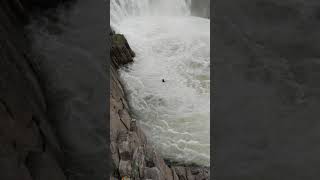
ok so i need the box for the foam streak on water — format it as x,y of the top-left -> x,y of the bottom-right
111,0 -> 210,166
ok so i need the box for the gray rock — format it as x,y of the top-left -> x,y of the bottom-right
132,146 -> 145,178
172,168 -> 179,180
173,166 -> 187,180
118,140 -> 131,161
144,167 -> 162,180
119,160 -> 132,177
110,142 -> 120,169
186,168 -> 196,180
130,119 -> 137,132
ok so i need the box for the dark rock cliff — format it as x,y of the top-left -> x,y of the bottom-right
0,1 -> 66,179
1,1 -> 109,180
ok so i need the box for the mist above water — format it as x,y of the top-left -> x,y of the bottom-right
111,0 -> 210,166
111,0 -> 192,31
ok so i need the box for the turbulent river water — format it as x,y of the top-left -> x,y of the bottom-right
111,0 -> 210,166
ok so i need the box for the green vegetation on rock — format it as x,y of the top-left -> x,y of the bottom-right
112,34 -> 127,46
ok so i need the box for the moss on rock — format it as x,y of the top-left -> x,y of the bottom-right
112,34 -> 127,47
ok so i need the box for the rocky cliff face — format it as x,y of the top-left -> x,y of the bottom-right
0,1 -> 67,179
1,1 -> 110,180
110,33 -> 210,180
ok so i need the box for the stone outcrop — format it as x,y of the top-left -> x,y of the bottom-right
110,32 -> 210,180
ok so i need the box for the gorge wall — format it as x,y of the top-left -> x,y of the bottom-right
0,1 -> 67,179
0,1 -> 109,180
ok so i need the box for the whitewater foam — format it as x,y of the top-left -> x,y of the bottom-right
111,0 -> 210,166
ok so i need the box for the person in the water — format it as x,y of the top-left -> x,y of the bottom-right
162,79 -> 165,82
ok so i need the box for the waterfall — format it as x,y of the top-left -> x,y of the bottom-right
111,0 -> 192,31
110,0 -> 210,166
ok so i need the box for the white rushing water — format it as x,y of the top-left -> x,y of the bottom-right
111,0 -> 210,166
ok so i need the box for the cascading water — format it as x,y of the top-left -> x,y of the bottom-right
111,0 -> 192,31
111,0 -> 210,166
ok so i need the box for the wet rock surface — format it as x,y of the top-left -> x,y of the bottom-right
110,32 -> 209,180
